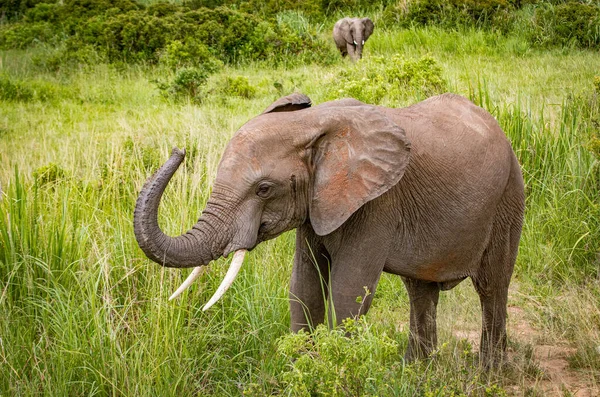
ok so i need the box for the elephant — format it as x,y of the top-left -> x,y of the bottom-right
333,17 -> 374,61
134,92 -> 525,366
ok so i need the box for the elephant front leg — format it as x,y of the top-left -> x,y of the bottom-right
346,42 -> 357,60
325,231 -> 390,327
401,277 -> 440,362
289,225 -> 331,332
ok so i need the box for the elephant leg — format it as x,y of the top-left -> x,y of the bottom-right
346,43 -> 356,60
325,227 -> 390,327
401,277 -> 440,362
472,184 -> 523,367
473,277 -> 509,368
289,224 -> 331,332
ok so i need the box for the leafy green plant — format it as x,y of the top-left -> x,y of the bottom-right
153,67 -> 211,103
0,74 -> 34,102
276,318 -> 401,396
528,2 -> 600,48
0,74 -> 70,102
33,163 -> 67,186
1,1 -> 333,67
219,76 -> 257,98
382,0 -> 513,29
160,39 -> 223,71
326,55 -> 447,104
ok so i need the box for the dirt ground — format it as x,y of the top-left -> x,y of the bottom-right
455,305 -> 598,396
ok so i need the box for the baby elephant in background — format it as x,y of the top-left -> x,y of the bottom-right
134,93 -> 524,367
333,17 -> 374,60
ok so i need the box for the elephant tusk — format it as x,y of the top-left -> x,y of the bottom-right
202,249 -> 247,311
362,40 -> 365,45
169,266 -> 205,301
353,40 -> 357,45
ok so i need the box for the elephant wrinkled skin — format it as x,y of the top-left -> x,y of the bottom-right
333,17 -> 374,61
133,93 -> 524,367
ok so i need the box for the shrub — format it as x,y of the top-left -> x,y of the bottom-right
326,55 -> 448,104
382,0 -> 513,30
1,1 -> 334,67
219,76 -> 256,98
321,0 -> 386,15
386,55 -> 446,94
0,74 -> 73,102
154,67 -> 211,103
1,0 -> 54,21
0,74 -> 34,102
31,43 -> 107,72
0,22 -> 57,49
33,163 -> 67,186
276,319 -> 401,396
528,2 -> 600,48
160,39 -> 223,71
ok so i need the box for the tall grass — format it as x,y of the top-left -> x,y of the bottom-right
1,27 -> 599,395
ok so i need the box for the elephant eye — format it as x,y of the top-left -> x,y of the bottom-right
256,182 -> 273,198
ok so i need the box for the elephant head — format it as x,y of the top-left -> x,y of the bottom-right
133,93 -> 410,309
333,17 -> 375,61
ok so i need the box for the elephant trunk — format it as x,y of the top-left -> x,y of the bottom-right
354,35 -> 365,59
134,148 -> 219,268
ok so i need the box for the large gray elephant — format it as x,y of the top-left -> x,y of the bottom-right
333,17 -> 374,60
134,93 -> 524,366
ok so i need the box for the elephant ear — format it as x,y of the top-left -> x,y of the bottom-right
363,18 -> 374,39
262,93 -> 311,114
308,106 -> 411,236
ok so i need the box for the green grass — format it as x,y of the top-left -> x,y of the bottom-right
1,26 -> 599,395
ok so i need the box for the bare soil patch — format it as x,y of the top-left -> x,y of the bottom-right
454,305 -> 598,396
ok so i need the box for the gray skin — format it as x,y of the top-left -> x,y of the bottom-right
333,17 -> 374,61
134,93 -> 524,367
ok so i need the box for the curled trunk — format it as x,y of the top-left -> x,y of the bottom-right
133,148 -> 215,268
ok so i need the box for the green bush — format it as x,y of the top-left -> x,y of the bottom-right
276,319 -> 401,396
275,318 -> 507,396
160,39 -> 223,71
31,43 -> 107,72
321,0 -> 387,14
528,2 -> 600,48
0,74 -> 34,102
382,0 -> 513,29
154,67 -> 211,103
0,74 -> 73,102
33,163 -> 67,186
1,0 -> 54,21
219,76 -> 256,98
326,55 -> 448,104
0,22 -> 57,49
0,1 -> 334,67
184,0 -> 322,18
0,74 -> 67,102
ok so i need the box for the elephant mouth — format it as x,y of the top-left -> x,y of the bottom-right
256,221 -> 295,243
224,239 -> 257,258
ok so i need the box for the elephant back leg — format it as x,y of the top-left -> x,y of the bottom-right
402,277 -> 440,362
472,162 -> 524,367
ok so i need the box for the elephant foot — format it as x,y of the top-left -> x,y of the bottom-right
404,340 -> 436,363
479,348 -> 508,371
